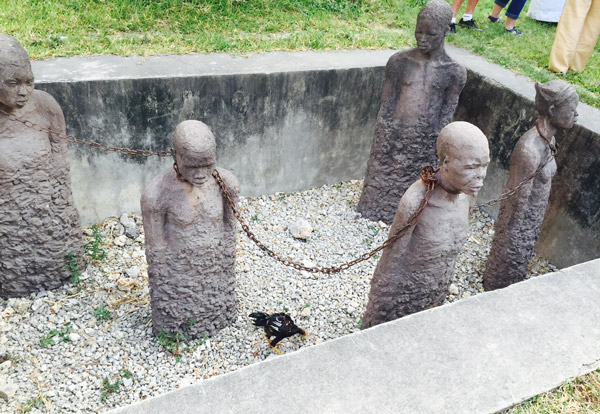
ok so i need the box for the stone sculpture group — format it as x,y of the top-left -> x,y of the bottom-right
0,0 -> 579,336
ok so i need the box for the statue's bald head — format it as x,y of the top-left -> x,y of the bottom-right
437,121 -> 488,162
0,34 -> 32,78
172,121 -> 217,187
173,120 -> 216,162
436,122 -> 490,196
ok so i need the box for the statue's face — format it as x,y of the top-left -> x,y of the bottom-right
551,95 -> 579,129
442,144 -> 490,196
176,150 -> 215,187
0,64 -> 34,111
415,16 -> 447,54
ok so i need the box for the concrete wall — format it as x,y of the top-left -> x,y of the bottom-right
33,51 -> 388,224
31,48 -> 599,267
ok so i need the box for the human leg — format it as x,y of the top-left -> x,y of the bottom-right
464,0 -> 480,15
504,0 -> 527,20
505,17 -> 517,30
490,1 -> 506,19
451,0 -> 466,19
570,0 -> 600,72
549,0 -> 591,73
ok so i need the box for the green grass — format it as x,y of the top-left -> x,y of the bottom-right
510,369 -> 600,413
1,0 -> 598,106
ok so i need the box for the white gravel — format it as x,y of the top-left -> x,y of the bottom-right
0,180 -> 557,413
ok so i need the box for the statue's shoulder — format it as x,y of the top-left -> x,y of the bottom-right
442,56 -> 467,80
31,89 -> 63,114
399,179 -> 428,213
387,48 -> 416,65
141,169 -> 177,210
513,127 -> 544,161
215,167 -> 240,197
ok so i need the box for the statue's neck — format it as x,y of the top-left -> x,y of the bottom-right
536,117 -> 557,142
416,47 -> 446,61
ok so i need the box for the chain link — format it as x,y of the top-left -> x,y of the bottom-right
0,109 -> 174,157
474,154 -> 555,209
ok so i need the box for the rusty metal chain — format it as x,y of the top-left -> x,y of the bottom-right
0,109 -> 173,157
213,166 -> 438,274
474,151 -> 555,209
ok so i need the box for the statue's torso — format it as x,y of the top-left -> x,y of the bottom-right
378,190 -> 470,285
164,180 -> 229,250
383,51 -> 460,132
0,126 -> 53,174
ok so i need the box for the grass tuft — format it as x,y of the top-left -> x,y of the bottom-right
510,368 -> 600,413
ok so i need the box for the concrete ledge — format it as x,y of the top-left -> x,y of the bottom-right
109,259 -> 600,414
33,49 -> 396,81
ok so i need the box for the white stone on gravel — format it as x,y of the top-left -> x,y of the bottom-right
125,266 -> 140,278
0,182 -> 557,413
289,218 -> 313,240
114,235 -> 127,247
0,361 -> 10,373
0,382 -> 18,402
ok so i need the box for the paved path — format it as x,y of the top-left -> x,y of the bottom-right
110,259 -> 600,414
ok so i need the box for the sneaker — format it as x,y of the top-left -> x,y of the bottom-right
487,15 -> 501,23
449,22 -> 456,33
458,18 -> 482,31
505,27 -> 523,35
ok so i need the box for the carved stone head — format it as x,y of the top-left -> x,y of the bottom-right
173,120 -> 217,187
415,0 -> 452,55
0,34 -> 34,112
535,80 -> 579,129
436,121 -> 490,196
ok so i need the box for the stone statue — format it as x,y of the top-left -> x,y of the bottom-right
358,0 -> 467,224
483,81 -> 579,291
0,34 -> 82,298
141,120 -> 239,338
362,122 -> 489,329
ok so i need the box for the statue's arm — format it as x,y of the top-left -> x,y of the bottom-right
378,57 -> 401,121
506,137 -> 541,193
141,186 -> 168,272
441,65 -> 467,124
216,167 -> 240,228
43,93 -> 70,171
386,182 -> 425,243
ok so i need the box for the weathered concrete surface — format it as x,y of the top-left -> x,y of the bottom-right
32,50 -> 389,225
108,259 -> 600,414
31,47 -> 599,266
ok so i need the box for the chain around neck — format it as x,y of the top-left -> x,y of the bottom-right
535,121 -> 557,155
